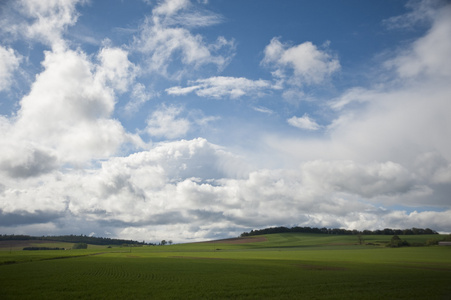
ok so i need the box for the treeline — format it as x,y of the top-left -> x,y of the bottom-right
240,226 -> 438,237
0,234 -> 149,246
23,247 -> 65,251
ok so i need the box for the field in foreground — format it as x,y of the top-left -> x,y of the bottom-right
0,233 -> 450,299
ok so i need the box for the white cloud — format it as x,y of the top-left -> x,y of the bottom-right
287,114 -> 321,131
0,46 -> 21,91
262,38 -> 340,86
166,76 -> 273,99
154,0 -> 223,29
0,44 -> 143,173
386,4 -> 451,79
0,136 -> 58,179
383,0 -> 444,29
134,0 -> 235,78
167,10 -> 224,28
3,0 -> 87,48
124,83 -> 154,115
329,87 -> 383,110
0,138 -> 252,238
96,46 -> 138,93
0,137 -> 450,242
252,106 -> 274,115
265,2 -> 451,210
300,160 -> 415,198
153,0 -> 191,17
146,105 -> 190,139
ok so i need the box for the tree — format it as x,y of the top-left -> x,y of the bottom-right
73,243 -> 88,249
357,233 -> 364,245
387,235 -> 409,248
168,240 -> 173,245
160,240 -> 167,246
389,235 -> 402,247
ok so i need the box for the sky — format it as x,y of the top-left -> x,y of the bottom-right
0,0 -> 450,243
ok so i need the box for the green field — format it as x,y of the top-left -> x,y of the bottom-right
1,234 -> 450,299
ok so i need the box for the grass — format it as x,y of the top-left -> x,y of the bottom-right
0,234 -> 450,299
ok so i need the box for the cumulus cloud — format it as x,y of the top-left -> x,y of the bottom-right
166,76 -> 273,99
262,38 -> 340,87
0,46 -> 21,91
13,48 -> 130,163
1,0 -> 86,48
0,140 -> 57,179
0,42 -> 143,178
0,137 -> 450,242
96,46 -> 139,93
134,0 -> 235,78
146,105 -> 190,139
287,114 -> 321,131
0,139 -> 252,240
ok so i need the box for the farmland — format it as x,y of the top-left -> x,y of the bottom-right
1,233 -> 450,299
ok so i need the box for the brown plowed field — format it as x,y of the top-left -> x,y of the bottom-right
0,240 -> 59,250
205,236 -> 267,244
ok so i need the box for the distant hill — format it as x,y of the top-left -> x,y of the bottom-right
241,226 -> 438,237
0,234 -> 151,246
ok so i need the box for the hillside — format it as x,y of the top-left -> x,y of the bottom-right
0,234 -> 148,246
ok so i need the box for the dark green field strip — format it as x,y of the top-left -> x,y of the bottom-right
0,250 -> 130,266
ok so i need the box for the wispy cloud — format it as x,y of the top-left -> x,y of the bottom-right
287,114 -> 321,130
385,3 -> 451,79
124,83 -> 155,115
252,106 -> 274,115
133,0 -> 235,78
0,46 -> 21,91
166,76 -> 273,99
383,0 -> 444,29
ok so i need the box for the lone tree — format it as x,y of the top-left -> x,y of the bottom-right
160,240 -> 167,246
73,243 -> 88,249
388,235 -> 409,247
357,233 -> 364,245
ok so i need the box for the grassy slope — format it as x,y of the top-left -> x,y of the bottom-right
0,234 -> 450,299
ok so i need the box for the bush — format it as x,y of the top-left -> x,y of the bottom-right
425,239 -> 439,246
387,235 -> 410,247
72,243 -> 88,249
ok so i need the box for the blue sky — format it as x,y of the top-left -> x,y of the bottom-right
0,0 -> 450,242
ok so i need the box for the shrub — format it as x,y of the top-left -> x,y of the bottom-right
425,239 -> 439,246
72,243 -> 88,249
387,235 -> 410,247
